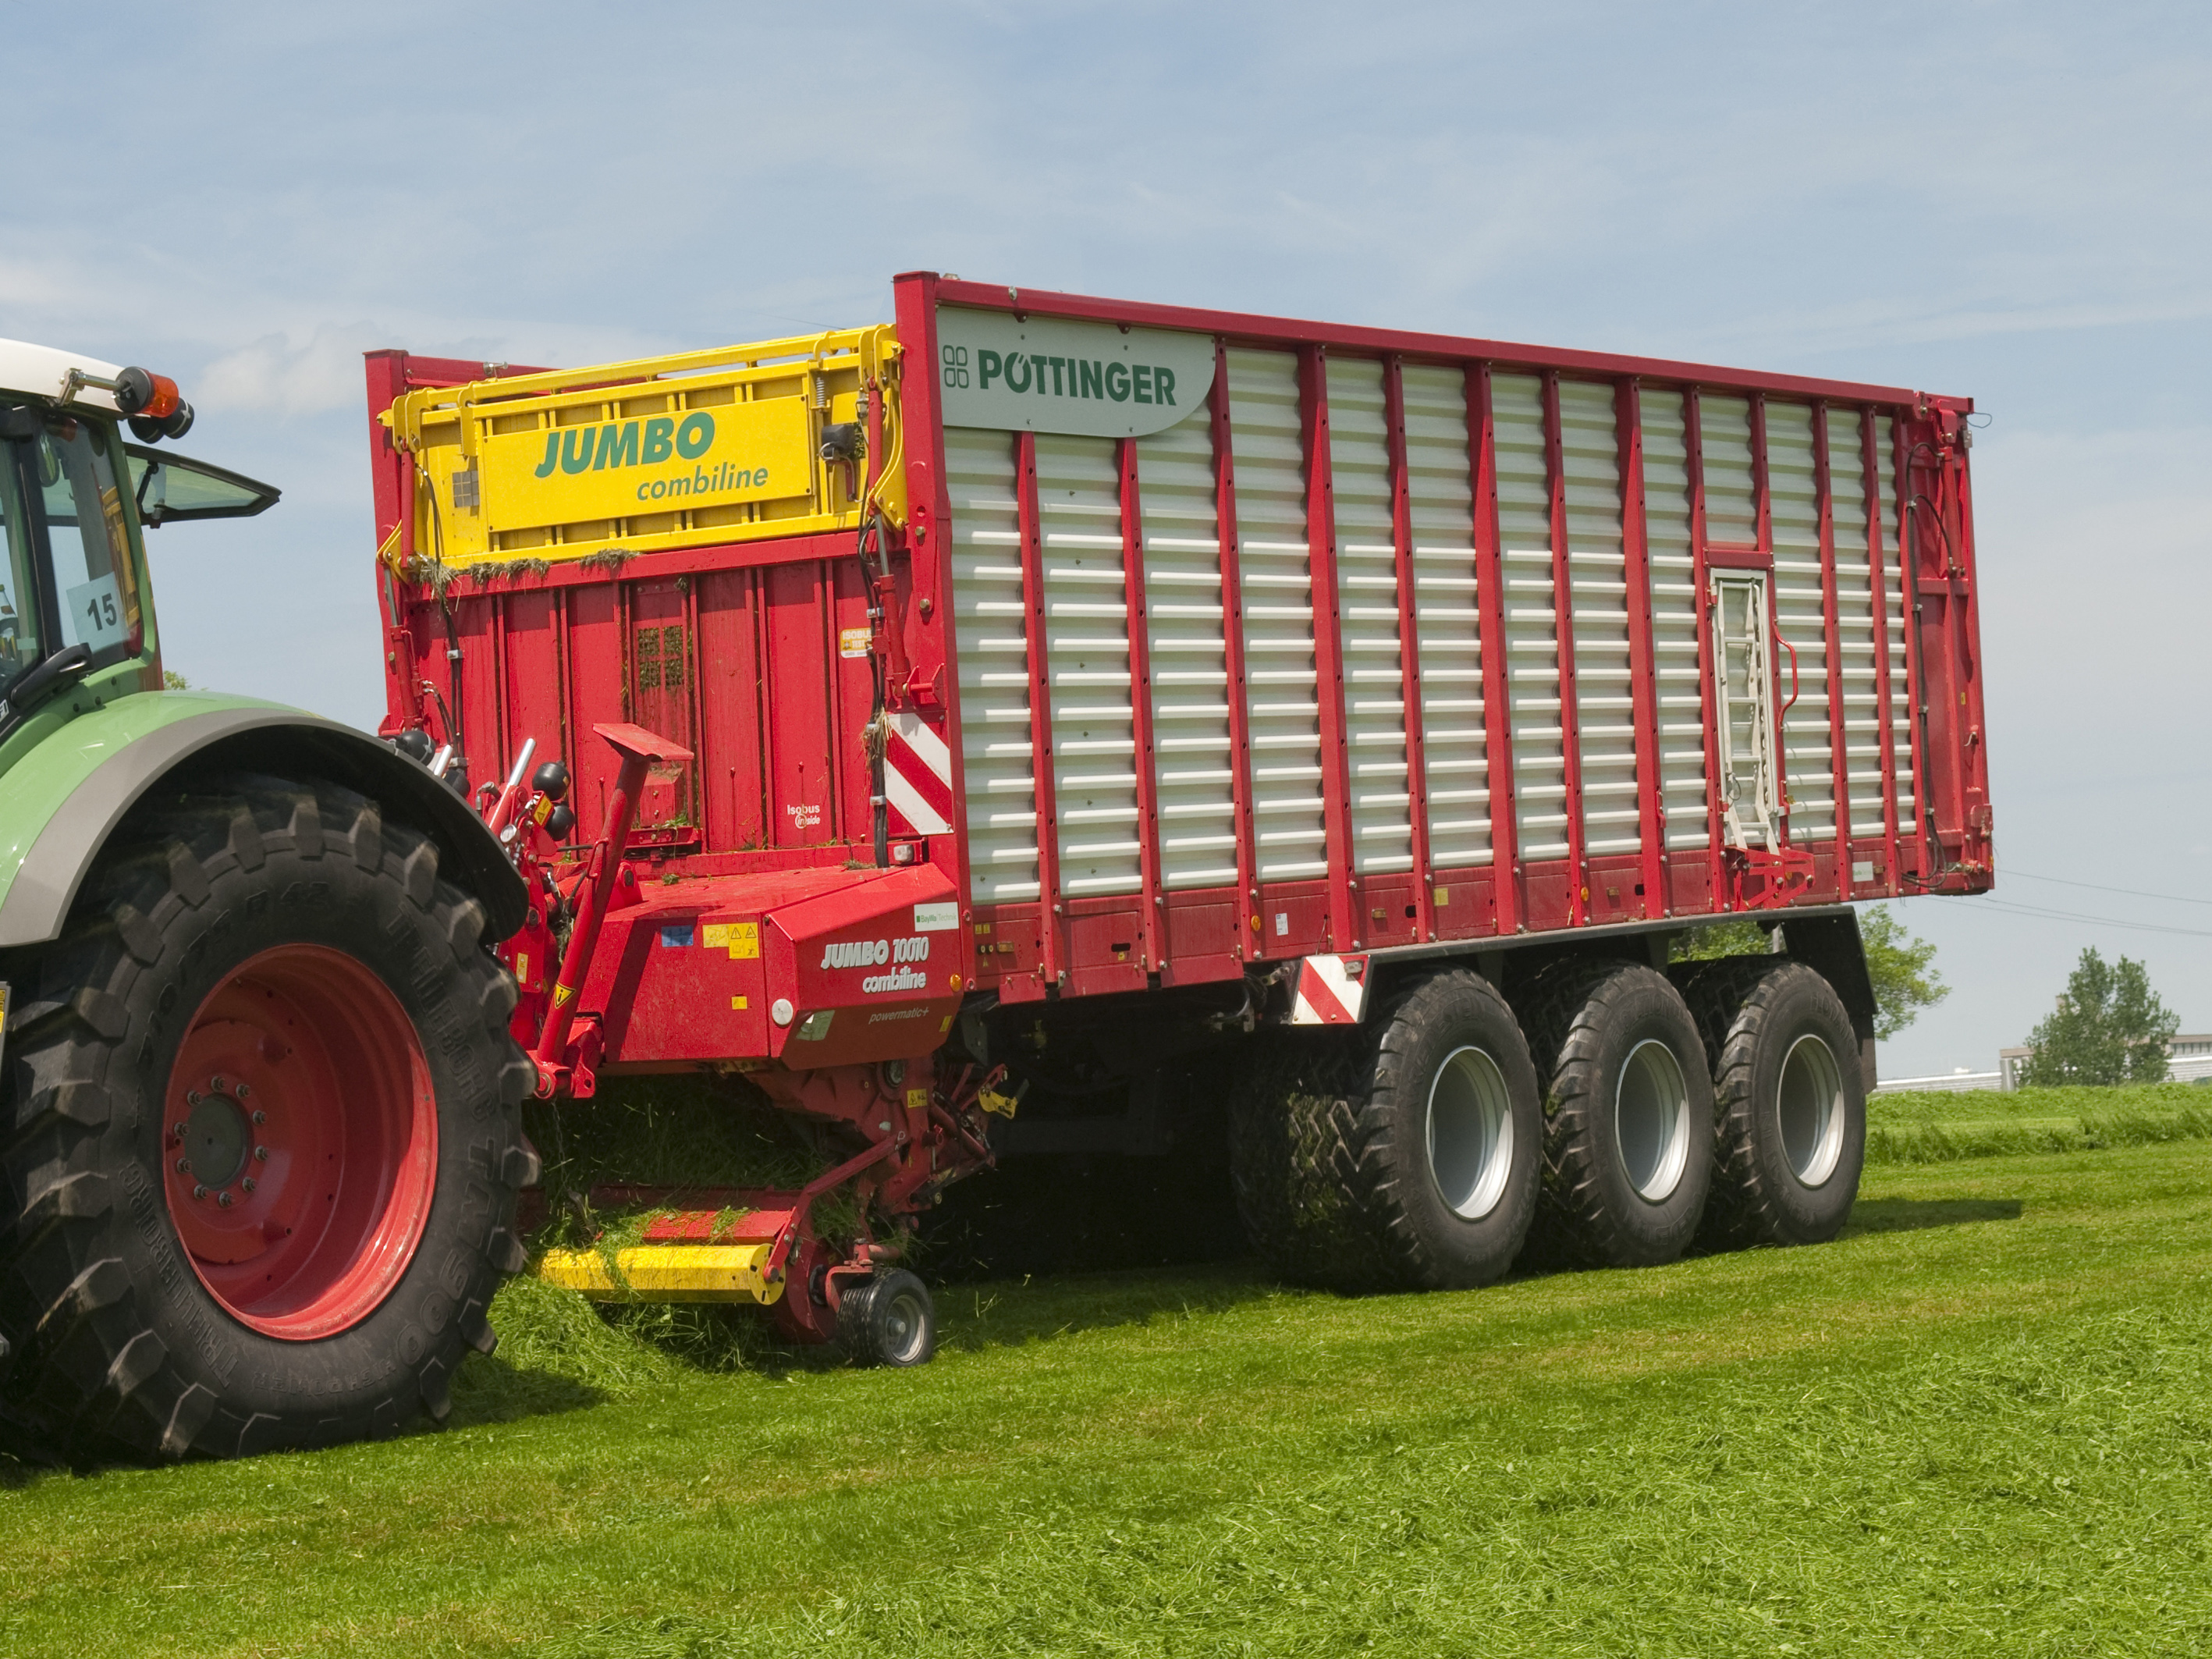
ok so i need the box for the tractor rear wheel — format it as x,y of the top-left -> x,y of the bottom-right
0,774 -> 536,1462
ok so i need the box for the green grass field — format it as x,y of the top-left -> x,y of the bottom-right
3,1089 -> 2209,1657
1868,1080 -> 2212,1163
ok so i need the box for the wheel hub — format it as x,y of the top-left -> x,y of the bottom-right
1777,1032 -> 1846,1187
1615,1038 -> 1692,1203
160,944 -> 438,1340
876,1281 -> 932,1365
1426,1044 -> 1515,1220
179,1083 -> 258,1192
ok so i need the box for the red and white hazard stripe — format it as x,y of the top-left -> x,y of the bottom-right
883,710 -> 954,836
1291,954 -> 1369,1025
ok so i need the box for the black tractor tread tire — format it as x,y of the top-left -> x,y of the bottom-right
1677,958 -> 1866,1249
0,773 -> 533,1463
1513,958 -> 1714,1270
1228,970 -> 1540,1293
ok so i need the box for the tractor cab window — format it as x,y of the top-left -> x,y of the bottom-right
0,406 -> 147,701
34,417 -> 142,659
0,431 -> 36,682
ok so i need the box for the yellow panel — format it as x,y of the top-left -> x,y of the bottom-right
385,325 -> 908,574
479,396 -> 815,531
534,1243 -> 785,1305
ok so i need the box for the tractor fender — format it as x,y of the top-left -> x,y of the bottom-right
0,698 -> 527,950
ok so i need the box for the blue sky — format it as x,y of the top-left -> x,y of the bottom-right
7,1 -> 2207,1077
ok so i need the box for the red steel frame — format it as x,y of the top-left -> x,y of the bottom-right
1209,342 -> 1262,961
1861,410 -> 1903,893
1892,418 -> 1935,878
1749,394 -> 1786,854
1468,364 -> 1521,936
1614,381 -> 1667,918
1014,429 -> 1064,989
1541,371 -> 1590,926
1682,390 -> 1727,903
1118,438 -> 1166,974
1298,346 -> 1358,951
1382,357 -> 1436,943
1813,406 -> 1852,898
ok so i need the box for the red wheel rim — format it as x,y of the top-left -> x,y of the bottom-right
162,945 -> 438,1340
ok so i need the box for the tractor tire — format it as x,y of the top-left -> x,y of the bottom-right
1227,970 -> 1541,1292
0,774 -> 537,1462
1675,958 -> 1866,1249
1515,961 -> 1713,1270
838,1269 -> 935,1367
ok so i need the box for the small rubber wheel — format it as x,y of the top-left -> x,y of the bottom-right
1678,959 -> 1866,1247
1517,961 -> 1713,1269
838,1269 -> 936,1368
1228,969 -> 1542,1291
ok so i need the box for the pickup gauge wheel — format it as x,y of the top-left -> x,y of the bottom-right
838,1269 -> 936,1367
0,776 -> 536,1462
1517,962 -> 1715,1270
1676,959 -> 1867,1248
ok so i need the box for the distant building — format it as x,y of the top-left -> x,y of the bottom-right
1871,1033 -> 2212,1095
1873,1068 -> 2004,1095
1996,1034 -> 2212,1091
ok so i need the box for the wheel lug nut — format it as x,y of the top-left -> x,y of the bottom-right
175,1157 -> 191,1174
236,1083 -> 251,1099
192,1184 -> 208,1200
251,1110 -> 266,1125
186,1092 -> 202,1108
210,1075 -> 226,1092
254,1146 -> 270,1162
242,1177 -> 257,1194
217,1191 -> 234,1208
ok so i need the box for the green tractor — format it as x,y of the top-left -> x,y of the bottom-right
0,340 -> 535,1461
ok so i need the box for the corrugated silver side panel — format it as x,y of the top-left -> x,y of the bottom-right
1326,357 -> 1412,875
1823,407 -> 1884,837
1136,413 -> 1237,890
1035,433 -> 1141,897
1873,414 -> 1916,822
1494,373 -> 1567,861
1558,377 -> 1639,858
1702,395 -> 1756,545
945,425 -> 1039,901
1642,392 -> 1710,852
1404,363 -> 1489,869
1766,402 -> 1835,846
1227,348 -> 1327,880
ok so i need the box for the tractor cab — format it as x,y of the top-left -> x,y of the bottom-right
0,339 -> 276,743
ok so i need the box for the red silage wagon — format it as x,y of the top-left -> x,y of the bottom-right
365,273 -> 1991,1359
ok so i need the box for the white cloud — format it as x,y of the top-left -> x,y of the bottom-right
195,323 -> 390,416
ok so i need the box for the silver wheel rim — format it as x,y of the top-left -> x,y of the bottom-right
1615,1038 -> 1692,1203
881,1284 -> 930,1364
1426,1045 -> 1514,1220
1777,1032 -> 1845,1187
